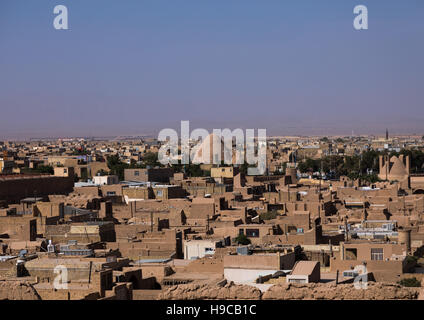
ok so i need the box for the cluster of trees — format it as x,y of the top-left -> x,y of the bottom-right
392,149 -> 424,174
297,149 -> 424,182
106,152 -> 213,180
106,154 -> 129,180
106,152 -> 162,180
172,161 -> 253,177
21,165 -> 54,175
104,148 -> 424,182
259,210 -> 278,221
170,163 -> 210,177
320,137 -> 346,143
96,169 -> 108,176
398,277 -> 421,287
71,148 -> 90,156
234,233 -> 251,245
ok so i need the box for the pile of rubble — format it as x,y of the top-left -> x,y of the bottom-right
0,281 -> 41,300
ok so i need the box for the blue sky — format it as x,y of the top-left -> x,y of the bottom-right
0,0 -> 423,139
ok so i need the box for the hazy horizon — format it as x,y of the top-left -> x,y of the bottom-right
1,0 -> 423,140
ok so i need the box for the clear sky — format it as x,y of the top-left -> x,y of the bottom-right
0,0 -> 423,139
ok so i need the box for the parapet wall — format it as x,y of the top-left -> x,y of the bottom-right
0,175 -> 73,203
159,281 -> 420,300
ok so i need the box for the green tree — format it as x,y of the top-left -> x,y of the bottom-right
129,159 -> 145,169
96,169 -> 108,176
170,163 -> 210,177
21,165 -> 54,175
388,149 -> 424,174
80,170 -> 89,182
238,162 -> 257,175
398,277 -> 421,287
260,210 -> 278,221
36,165 -> 54,174
360,174 -> 380,184
298,159 -> 319,173
171,163 -> 184,173
72,148 -> 90,156
106,154 -> 129,181
143,152 -> 161,167
186,164 -> 203,177
235,233 -> 251,245
107,154 -> 121,168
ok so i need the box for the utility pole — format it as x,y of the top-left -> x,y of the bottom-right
88,261 -> 93,284
206,215 -> 209,234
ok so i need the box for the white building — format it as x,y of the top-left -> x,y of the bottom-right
184,239 -> 224,260
93,175 -> 119,185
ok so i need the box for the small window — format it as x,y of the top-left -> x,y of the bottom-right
205,248 -> 215,254
371,248 -> 383,261
343,271 -> 359,278
156,190 -> 163,197
134,171 -> 139,176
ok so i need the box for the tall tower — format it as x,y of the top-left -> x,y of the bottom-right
386,128 -> 389,140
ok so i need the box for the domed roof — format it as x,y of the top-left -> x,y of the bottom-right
192,133 -> 234,164
389,156 -> 407,176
